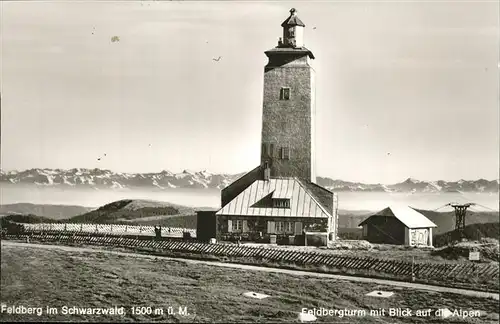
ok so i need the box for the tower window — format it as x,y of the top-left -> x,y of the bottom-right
280,87 -> 291,100
289,28 -> 295,37
262,143 -> 275,157
281,146 -> 290,160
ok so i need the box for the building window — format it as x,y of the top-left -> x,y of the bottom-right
262,143 -> 275,157
273,199 -> 290,209
276,221 -> 283,233
280,87 -> 290,100
232,220 -> 243,232
289,27 -> 295,37
280,146 -> 290,160
276,221 -> 294,234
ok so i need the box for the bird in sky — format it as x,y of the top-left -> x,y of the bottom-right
97,158 -> 101,161
313,27 -> 317,30
212,56 -> 222,62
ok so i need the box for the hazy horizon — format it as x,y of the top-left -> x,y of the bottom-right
2,1 -> 499,184
1,185 -> 498,211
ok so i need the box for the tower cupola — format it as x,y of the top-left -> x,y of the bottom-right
280,8 -> 306,48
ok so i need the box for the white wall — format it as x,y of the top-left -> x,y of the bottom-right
407,227 -> 431,247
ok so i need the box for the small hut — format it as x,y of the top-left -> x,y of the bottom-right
358,205 -> 437,247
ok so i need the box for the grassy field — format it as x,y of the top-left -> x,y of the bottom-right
1,244 -> 498,323
239,240 -> 500,264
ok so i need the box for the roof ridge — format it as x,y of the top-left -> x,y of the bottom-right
369,205 -> 437,228
222,165 -> 262,193
307,181 -> 334,194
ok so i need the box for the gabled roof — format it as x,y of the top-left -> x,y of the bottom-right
216,178 -> 332,218
281,10 -> 305,27
358,205 -> 437,229
220,165 -> 263,208
299,179 -> 335,215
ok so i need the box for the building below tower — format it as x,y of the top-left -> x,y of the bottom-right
197,165 -> 338,246
197,8 -> 337,246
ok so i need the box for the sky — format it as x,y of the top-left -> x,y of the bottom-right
1,0 -> 499,184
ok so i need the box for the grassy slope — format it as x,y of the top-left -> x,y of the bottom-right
433,222 -> 500,247
67,199 -> 196,224
1,214 -> 62,224
1,244 -> 498,323
0,203 -> 93,219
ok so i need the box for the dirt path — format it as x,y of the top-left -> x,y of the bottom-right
2,240 -> 498,300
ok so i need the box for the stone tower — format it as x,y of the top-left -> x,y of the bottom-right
260,8 -> 316,183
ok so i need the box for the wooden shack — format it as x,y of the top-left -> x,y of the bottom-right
358,205 -> 437,247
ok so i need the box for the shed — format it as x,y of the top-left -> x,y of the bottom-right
196,208 -> 218,243
358,205 -> 437,246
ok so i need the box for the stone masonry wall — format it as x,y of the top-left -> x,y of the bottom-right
261,54 -> 315,182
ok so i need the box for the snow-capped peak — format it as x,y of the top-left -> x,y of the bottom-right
1,168 -> 498,193
405,178 -> 421,184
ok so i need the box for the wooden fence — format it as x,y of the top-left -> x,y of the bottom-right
4,233 -> 498,287
19,223 -> 196,237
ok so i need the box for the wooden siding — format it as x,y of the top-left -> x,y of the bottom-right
216,215 -> 327,243
363,216 -> 406,245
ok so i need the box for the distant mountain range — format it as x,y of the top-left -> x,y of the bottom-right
1,168 -> 498,193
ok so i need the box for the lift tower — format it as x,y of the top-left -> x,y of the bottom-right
444,202 -> 475,239
434,202 -> 497,241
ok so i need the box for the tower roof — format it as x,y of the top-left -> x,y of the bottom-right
281,8 -> 305,27
265,47 -> 315,60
